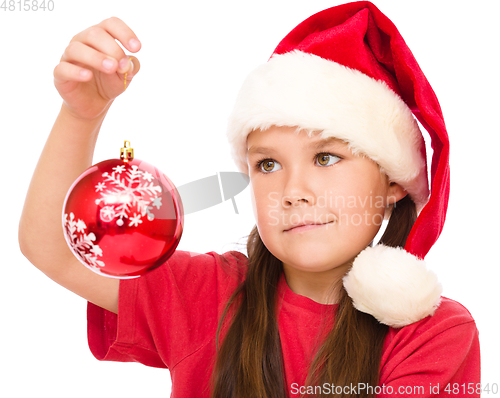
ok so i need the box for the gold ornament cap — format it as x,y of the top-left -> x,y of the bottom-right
120,141 -> 134,162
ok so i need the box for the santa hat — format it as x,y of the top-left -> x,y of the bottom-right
227,1 -> 448,328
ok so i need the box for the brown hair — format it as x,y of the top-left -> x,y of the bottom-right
210,195 -> 417,398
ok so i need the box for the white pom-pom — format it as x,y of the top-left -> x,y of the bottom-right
343,244 -> 442,328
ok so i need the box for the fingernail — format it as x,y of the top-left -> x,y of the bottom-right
80,69 -> 91,79
128,38 -> 141,51
102,58 -> 114,71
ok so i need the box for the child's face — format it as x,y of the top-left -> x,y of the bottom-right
247,126 -> 405,275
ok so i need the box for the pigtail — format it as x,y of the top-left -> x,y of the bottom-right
378,195 -> 418,248
210,226 -> 286,398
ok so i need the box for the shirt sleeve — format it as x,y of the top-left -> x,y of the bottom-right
87,250 -> 247,369
378,298 -> 480,397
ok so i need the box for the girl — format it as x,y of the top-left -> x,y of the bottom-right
19,2 -> 480,397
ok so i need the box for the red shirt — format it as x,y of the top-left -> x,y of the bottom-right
88,251 -> 480,397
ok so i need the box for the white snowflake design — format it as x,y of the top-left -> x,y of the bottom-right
63,212 -> 105,270
94,164 -> 163,227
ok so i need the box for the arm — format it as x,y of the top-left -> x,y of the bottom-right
18,17 -> 141,314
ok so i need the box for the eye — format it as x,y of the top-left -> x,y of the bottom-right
315,152 -> 341,167
257,159 -> 282,173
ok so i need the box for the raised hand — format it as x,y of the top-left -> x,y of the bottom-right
53,17 -> 141,121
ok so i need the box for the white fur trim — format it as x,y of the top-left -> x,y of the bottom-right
343,244 -> 442,328
227,51 -> 429,209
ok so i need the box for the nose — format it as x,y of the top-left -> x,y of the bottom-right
282,168 -> 316,208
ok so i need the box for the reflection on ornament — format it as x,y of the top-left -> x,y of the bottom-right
62,142 -> 183,279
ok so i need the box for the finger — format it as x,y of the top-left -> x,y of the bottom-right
54,61 -> 93,84
62,41 -> 119,75
97,17 -> 141,53
72,26 -> 128,72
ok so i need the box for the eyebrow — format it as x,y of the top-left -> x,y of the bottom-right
247,137 -> 343,156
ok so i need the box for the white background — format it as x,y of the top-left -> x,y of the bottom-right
1,0 -> 499,396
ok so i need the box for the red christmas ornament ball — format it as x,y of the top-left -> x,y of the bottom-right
62,150 -> 183,279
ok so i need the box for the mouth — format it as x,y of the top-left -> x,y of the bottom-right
284,221 -> 334,233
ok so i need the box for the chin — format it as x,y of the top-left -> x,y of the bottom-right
281,251 -> 351,274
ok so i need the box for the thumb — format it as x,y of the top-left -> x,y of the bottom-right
120,56 -> 141,88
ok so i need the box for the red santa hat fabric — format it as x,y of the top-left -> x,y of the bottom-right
227,1 -> 448,327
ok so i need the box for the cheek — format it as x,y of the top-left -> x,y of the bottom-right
331,173 -> 388,231
250,183 -> 258,220
350,167 -> 389,206
250,181 -> 279,228
250,185 -> 287,257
